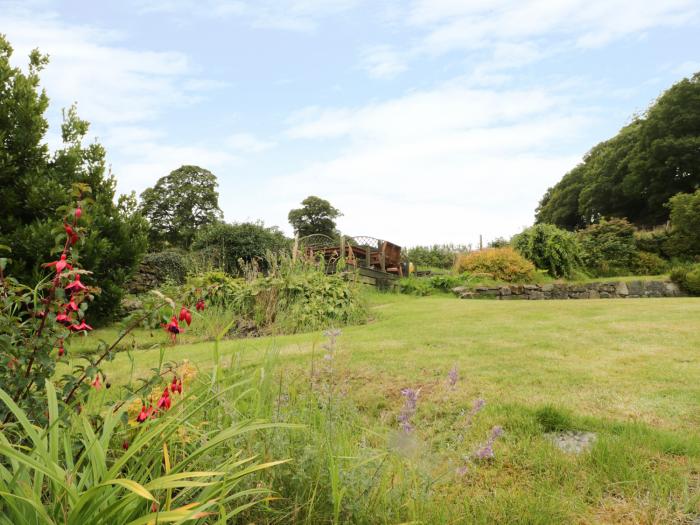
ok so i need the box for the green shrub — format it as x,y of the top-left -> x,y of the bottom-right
182,262 -> 367,334
632,251 -> 669,275
455,247 -> 535,282
665,189 -> 700,258
670,263 -> 700,295
512,224 -> 582,278
634,227 -> 672,258
398,276 -> 433,296
404,244 -> 467,269
192,221 -> 290,275
578,218 -> 637,276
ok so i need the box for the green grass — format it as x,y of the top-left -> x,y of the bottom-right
73,293 -> 700,523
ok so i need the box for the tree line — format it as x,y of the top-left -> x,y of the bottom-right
536,72 -> 700,229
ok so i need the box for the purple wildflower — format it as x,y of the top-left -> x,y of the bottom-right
447,365 -> 458,389
465,398 -> 486,427
398,387 -> 420,433
322,328 -> 341,360
473,425 -> 504,461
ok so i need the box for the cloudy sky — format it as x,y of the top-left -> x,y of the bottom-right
2,0 -> 699,246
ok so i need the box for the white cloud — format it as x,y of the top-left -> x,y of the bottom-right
225,132 -> 275,153
135,0 -> 362,32
279,82 -> 592,245
366,0 -> 699,79
360,45 -> 408,79
0,5 -> 240,199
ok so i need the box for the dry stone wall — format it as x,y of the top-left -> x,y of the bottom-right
452,280 -> 685,300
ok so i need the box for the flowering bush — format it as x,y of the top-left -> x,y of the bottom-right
454,247 -> 536,282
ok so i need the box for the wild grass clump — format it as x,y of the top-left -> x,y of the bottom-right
535,405 -> 575,432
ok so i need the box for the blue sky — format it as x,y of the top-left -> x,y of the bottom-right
2,0 -> 699,246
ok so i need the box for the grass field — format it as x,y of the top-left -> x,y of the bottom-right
84,293 -> 700,523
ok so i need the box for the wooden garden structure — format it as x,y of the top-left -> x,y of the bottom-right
294,234 -> 402,290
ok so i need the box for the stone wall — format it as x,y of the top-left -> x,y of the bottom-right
452,280 -> 685,300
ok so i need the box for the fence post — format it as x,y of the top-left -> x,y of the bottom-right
292,232 -> 299,262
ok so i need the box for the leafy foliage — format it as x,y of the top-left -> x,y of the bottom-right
670,263 -> 700,295
536,72 -> 700,228
512,224 -> 582,278
665,189 -> 700,258
192,221 -> 289,275
454,248 -> 536,282
404,244 -> 467,269
181,258 -> 367,335
140,165 -> 223,250
288,196 -> 341,238
632,251 -> 669,276
634,227 -> 672,258
577,218 -> 637,276
0,373 -> 286,523
0,38 -> 147,324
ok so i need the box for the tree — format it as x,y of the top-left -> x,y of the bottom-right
0,36 -> 148,324
577,218 -> 637,276
665,189 -> 700,258
140,165 -> 223,249
536,72 -> 700,229
288,196 -> 341,238
512,224 -> 582,278
192,221 -> 289,274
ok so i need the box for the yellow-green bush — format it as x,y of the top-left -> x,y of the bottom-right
454,247 -> 535,282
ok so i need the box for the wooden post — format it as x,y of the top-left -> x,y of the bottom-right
292,232 -> 299,262
365,243 -> 371,268
479,234 -> 483,250
380,240 -> 386,272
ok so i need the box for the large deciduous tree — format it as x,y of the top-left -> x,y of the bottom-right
139,165 -> 223,249
536,72 -> 700,229
0,35 -> 148,324
288,196 -> 341,238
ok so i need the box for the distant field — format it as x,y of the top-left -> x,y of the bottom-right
88,294 -> 700,523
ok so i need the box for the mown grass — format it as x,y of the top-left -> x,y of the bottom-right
73,293 -> 700,523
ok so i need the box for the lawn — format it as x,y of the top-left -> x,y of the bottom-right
87,293 -> 700,523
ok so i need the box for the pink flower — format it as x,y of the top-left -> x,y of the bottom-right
64,223 -> 79,246
178,306 -> 192,326
136,404 -> 151,423
91,374 -> 102,389
65,274 -> 88,294
157,388 -> 171,410
69,320 -> 92,332
163,316 -> 182,342
44,254 -> 72,274
195,299 -> 205,312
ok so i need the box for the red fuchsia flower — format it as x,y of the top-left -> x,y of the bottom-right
65,274 -> 88,294
75,207 -> 82,220
178,306 -> 192,326
122,440 -> 129,450
157,388 -> 171,410
195,299 -> 205,312
56,310 -> 73,325
44,253 -> 72,274
69,320 -> 93,332
65,298 -> 80,312
91,374 -> 102,390
164,316 -> 182,342
170,376 -> 183,394
64,223 -> 79,245
136,404 -> 151,423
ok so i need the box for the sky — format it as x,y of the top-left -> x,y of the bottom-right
2,0 -> 699,247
